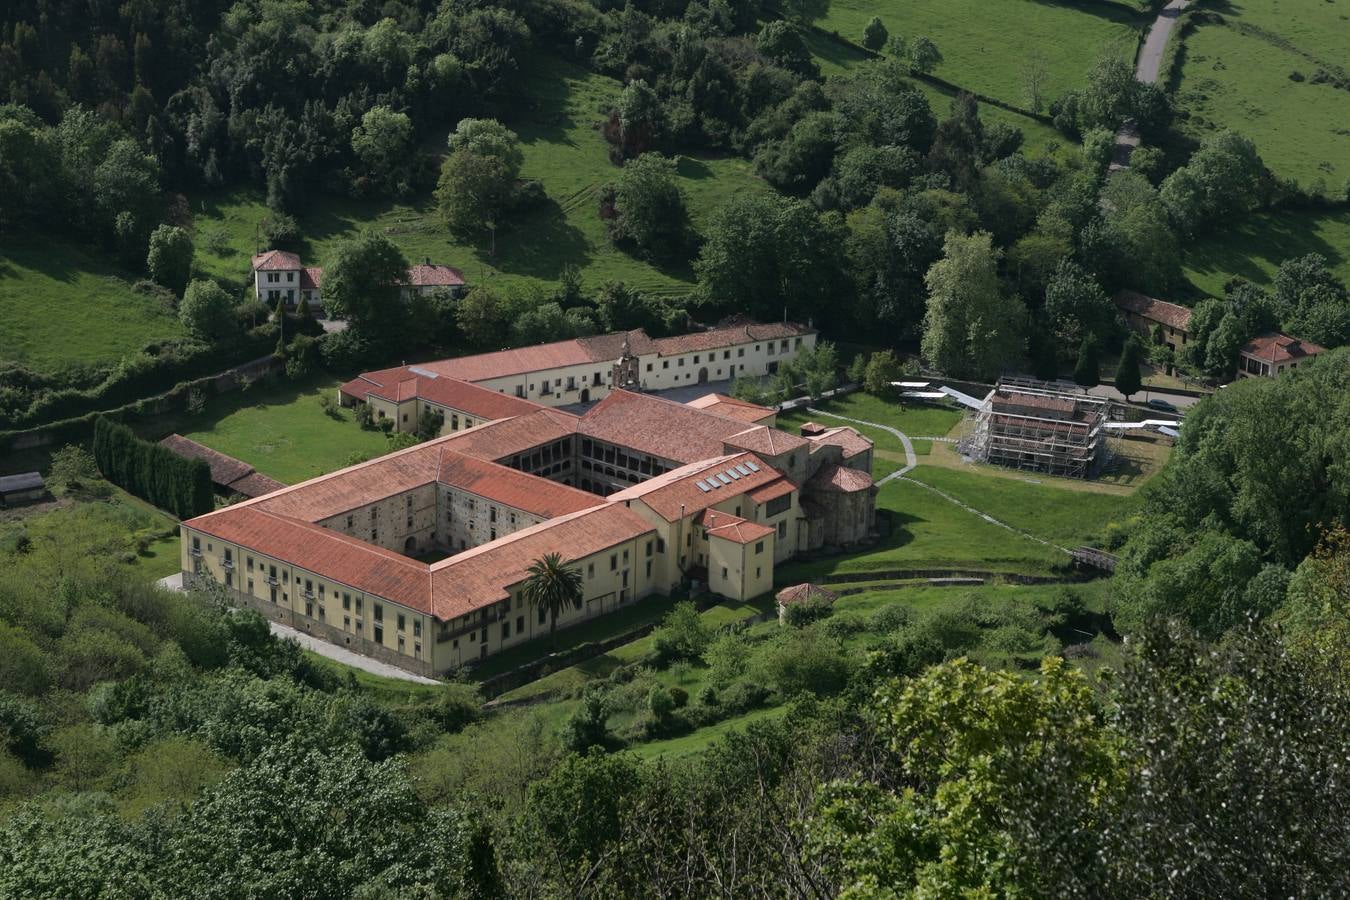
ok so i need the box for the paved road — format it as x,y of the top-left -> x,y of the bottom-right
806,408 -> 917,483
1087,383 -> 1203,411
157,573 -> 440,685
1112,0 -> 1190,170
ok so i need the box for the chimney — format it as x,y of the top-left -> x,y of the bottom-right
709,513 -> 716,529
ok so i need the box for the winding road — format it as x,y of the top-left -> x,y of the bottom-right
1112,0 -> 1191,170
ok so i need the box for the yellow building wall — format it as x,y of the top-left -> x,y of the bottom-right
707,531 -> 774,600
636,333 -> 817,391
180,525 -> 434,669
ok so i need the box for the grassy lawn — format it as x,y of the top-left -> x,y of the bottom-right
803,30 -> 1072,159
631,705 -> 789,760
190,54 -> 766,299
1183,208 -> 1350,299
814,0 -> 1143,110
139,374 -> 390,485
778,477 -> 1068,583
1174,21 -> 1350,189
0,236 -> 183,372
905,465 -> 1136,547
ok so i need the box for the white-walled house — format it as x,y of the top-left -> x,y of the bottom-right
251,250 -> 322,308
251,251 -> 467,311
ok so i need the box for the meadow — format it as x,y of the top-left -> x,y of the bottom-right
0,237 -> 183,372
1173,11 -> 1350,189
1183,208 -> 1350,298
813,0 -> 1143,110
139,374 -> 390,485
189,54 -> 766,299
804,30 -> 1075,159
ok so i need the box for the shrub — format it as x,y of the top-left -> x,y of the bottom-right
822,611 -> 867,640
668,686 -> 689,708
782,596 -> 834,628
704,631 -> 752,686
354,403 -> 374,429
561,690 -> 614,753
752,628 -> 853,697
720,680 -> 769,714
696,685 -> 718,706
92,418 -> 213,518
651,601 -> 711,666
437,683 -> 482,733
871,604 -> 914,634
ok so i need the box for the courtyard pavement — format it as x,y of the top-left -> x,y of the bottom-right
156,573 -> 441,685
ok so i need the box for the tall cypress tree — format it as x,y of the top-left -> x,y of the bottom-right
1073,338 -> 1100,388
1116,339 -> 1144,401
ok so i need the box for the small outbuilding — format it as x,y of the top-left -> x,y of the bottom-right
0,472 -> 47,507
775,582 -> 838,623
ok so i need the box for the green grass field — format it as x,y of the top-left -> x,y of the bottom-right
141,374 -> 390,485
803,31 -> 1073,159
814,0 -> 1143,110
190,54 -> 767,299
1174,18 -> 1350,189
1183,208 -> 1350,298
0,237 -> 184,372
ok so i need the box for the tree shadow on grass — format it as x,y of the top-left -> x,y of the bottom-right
1184,211 -> 1346,292
490,198 -> 593,280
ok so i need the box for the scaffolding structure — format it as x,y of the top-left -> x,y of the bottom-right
959,378 -> 1109,479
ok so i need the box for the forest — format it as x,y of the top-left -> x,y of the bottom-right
3,0 -> 1350,894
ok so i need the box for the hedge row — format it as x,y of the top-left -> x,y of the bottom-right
93,418 -> 213,519
0,328 -> 277,431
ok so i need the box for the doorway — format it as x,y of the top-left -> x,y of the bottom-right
698,367 -> 708,384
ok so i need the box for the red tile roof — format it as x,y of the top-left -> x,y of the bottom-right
609,452 -> 790,522
229,471 -> 287,499
188,507 -> 433,611
300,267 -> 323,290
159,434 -> 254,486
748,479 -> 795,504
1113,290 -> 1193,332
436,450 -> 597,518
340,369 -> 546,421
405,264 -> 465,287
697,509 -> 774,545
807,426 -> 873,460
1239,331 -> 1327,365
650,321 -> 815,356
441,409 -> 579,462
724,425 -> 809,459
251,249 -> 303,271
580,390 -> 762,464
403,339 -> 603,383
248,441 -> 445,522
776,583 -> 837,605
427,505 -> 654,619
806,464 -> 875,494
686,393 -> 776,424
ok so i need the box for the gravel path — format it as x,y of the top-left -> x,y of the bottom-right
806,408 -> 917,483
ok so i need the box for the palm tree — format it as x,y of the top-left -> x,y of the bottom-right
523,552 -> 584,647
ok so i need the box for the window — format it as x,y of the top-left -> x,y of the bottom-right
738,348 -> 745,357
693,355 -> 700,363
721,567 -> 728,580
646,363 -> 653,371
246,556 -> 254,571
587,562 -> 595,578
645,540 -> 653,557
305,600 -> 313,617
413,620 -> 421,637
374,604 -> 383,622
501,621 -> 510,639
755,540 -> 764,554
778,522 -> 787,538
247,578 -> 253,593
610,553 -> 618,571
225,572 -> 233,588
678,357 -> 685,367
766,495 -> 791,517
756,567 -> 762,578
347,515 -> 354,528
662,360 -> 669,369
397,613 -> 406,631
355,598 -> 363,613
645,560 -> 652,578
344,615 -> 351,629
374,624 -> 383,644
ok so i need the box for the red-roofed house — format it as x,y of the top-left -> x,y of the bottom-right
402,260 -> 467,300
1237,332 -> 1327,379
252,249 -> 469,311
1113,290 -> 1194,353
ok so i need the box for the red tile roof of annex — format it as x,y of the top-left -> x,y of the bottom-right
806,426 -> 874,460
685,393 -> 776,423
697,508 -> 775,545
608,452 -> 790,522
339,369 -> 546,421
580,389 -> 763,464
406,263 -> 466,287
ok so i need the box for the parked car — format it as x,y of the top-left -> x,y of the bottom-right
1146,398 -> 1178,413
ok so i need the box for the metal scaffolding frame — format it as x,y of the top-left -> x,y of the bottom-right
959,378 -> 1109,479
